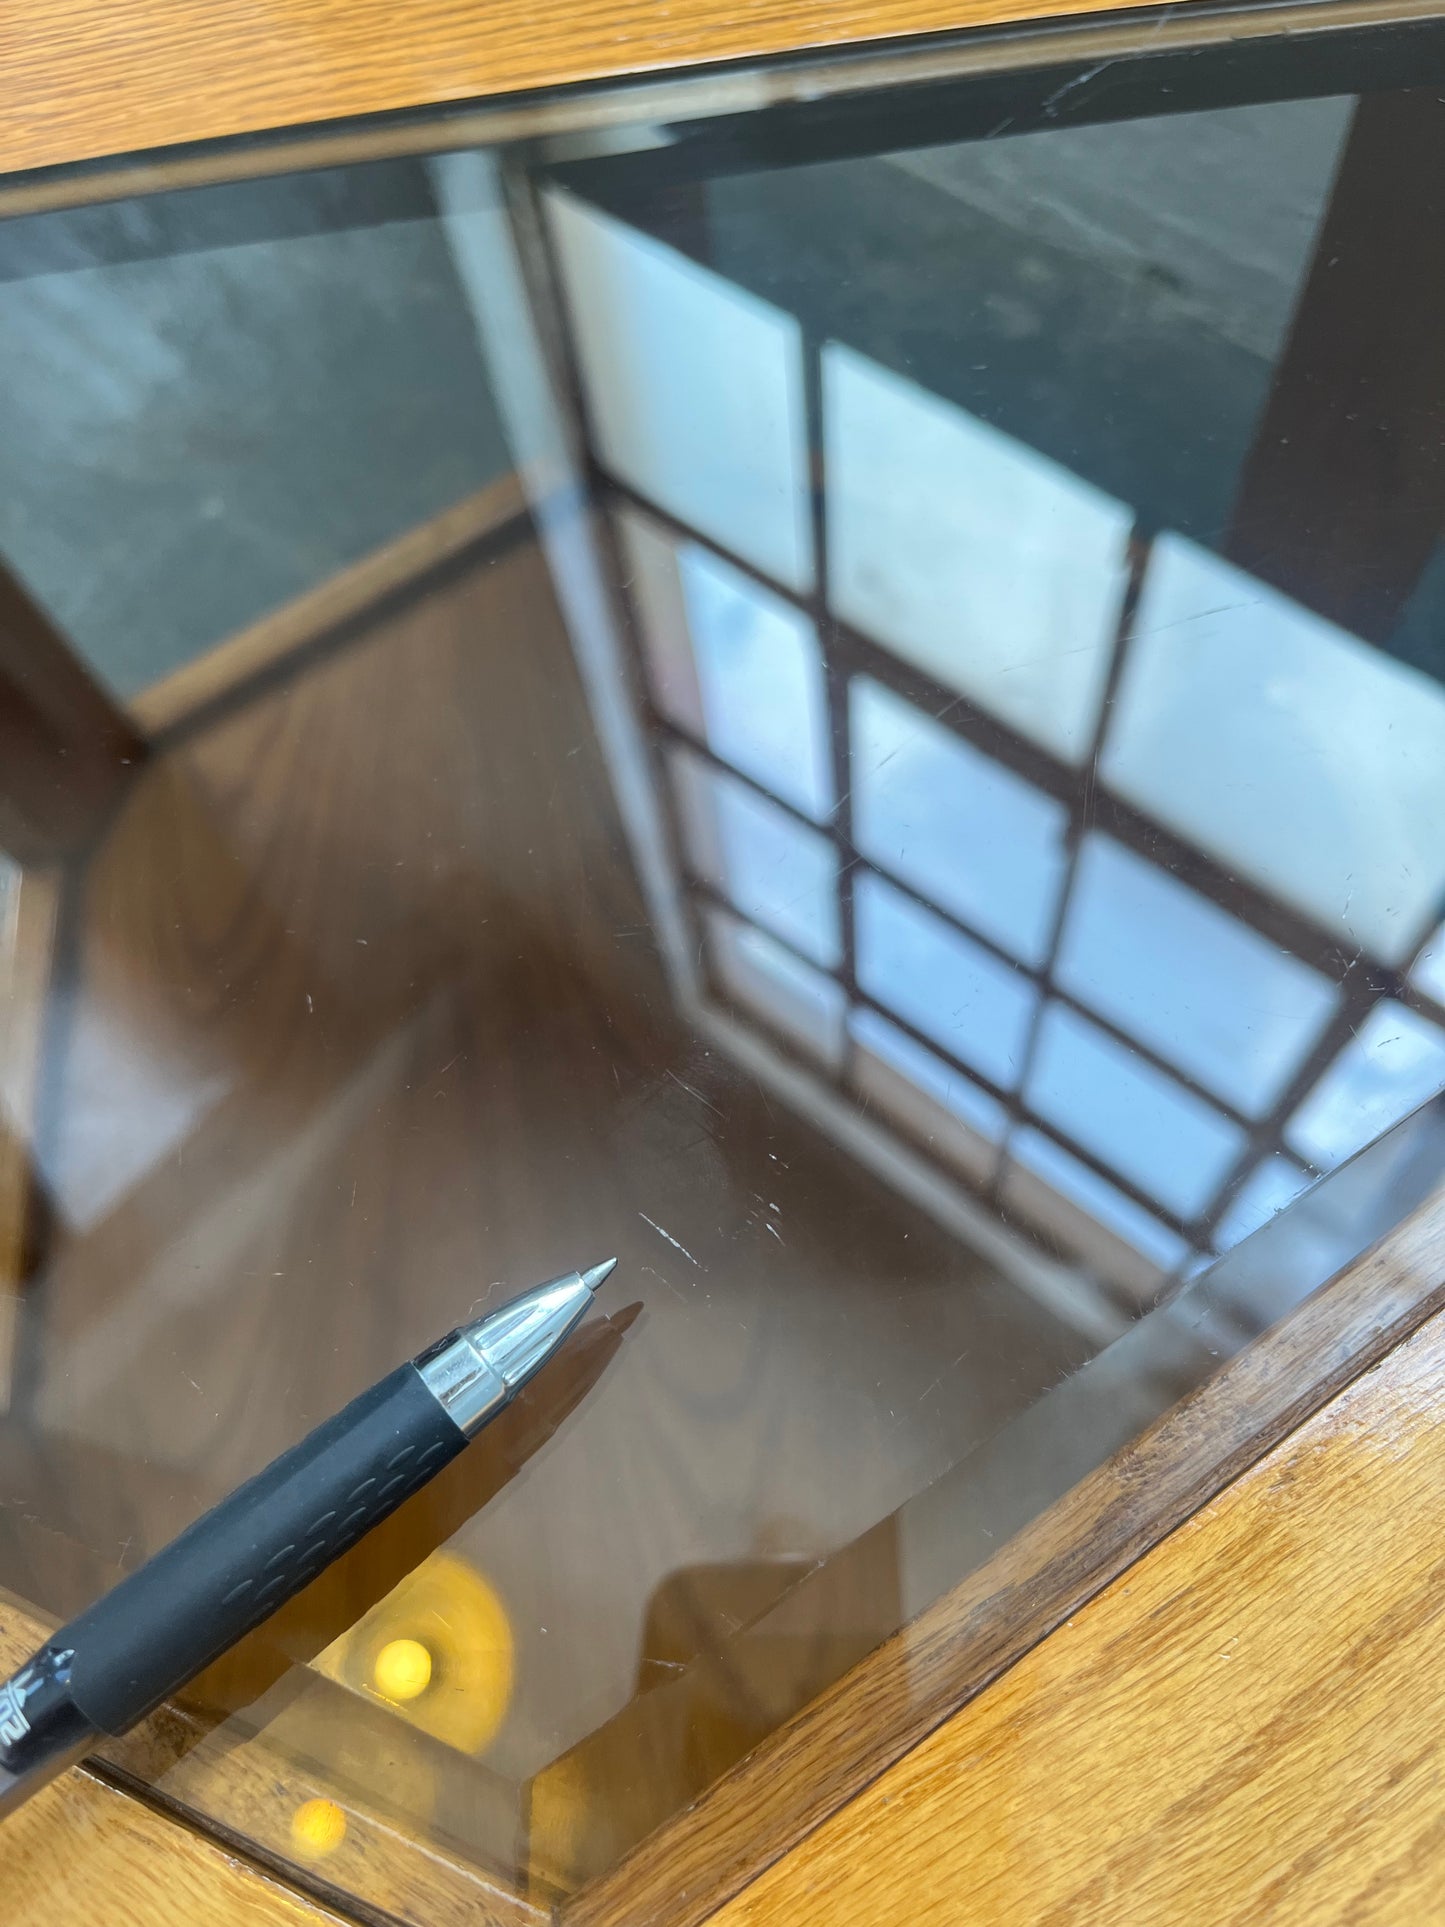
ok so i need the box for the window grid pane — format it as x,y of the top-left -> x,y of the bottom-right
576,249 -> 1445,1299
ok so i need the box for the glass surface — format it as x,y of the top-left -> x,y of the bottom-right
1024,1002 -> 1246,1220
824,341 -> 1133,762
1286,1001 -> 1445,1171
546,188 -> 814,592
1104,533 -> 1445,965
855,869 -> 1038,1087
0,164 -> 511,698
622,509 -> 833,820
4,18 -> 1445,1920
852,675 -> 1068,965
670,746 -> 841,965
1055,834 -> 1338,1116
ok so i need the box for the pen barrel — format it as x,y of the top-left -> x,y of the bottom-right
55,1362 -> 466,1737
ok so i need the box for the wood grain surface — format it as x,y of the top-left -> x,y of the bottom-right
711,1300 -> 1445,1926
0,561 -> 143,865
0,1592 -> 547,1927
565,1176 -> 1445,1927
1,0 -> 1162,183
0,867 -> 59,1409
3,1732 -> 348,1927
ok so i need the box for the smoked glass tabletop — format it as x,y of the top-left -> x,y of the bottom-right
2,17 -> 1445,1914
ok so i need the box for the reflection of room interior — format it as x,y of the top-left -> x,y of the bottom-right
0,521 -> 1095,1893
0,138 -> 1105,1890
0,83 -> 1444,1904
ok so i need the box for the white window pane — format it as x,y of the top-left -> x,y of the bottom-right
1103,534 -> 1445,965
1411,925 -> 1445,1008
671,750 -> 839,967
679,544 -> 831,820
849,1008 -> 1004,1185
1007,1125 -> 1191,1274
620,509 -> 832,819
825,344 -> 1132,763
546,189 -> 812,591
1056,835 -> 1337,1114
854,871 -> 1035,1091
616,507 -> 707,738
1287,1000 -> 1445,1170
1213,1155 -> 1312,1253
706,908 -> 844,1067
851,677 -> 1067,965
1025,1003 -> 1246,1220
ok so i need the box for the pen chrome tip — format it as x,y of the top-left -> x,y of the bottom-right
581,1257 -> 618,1295
424,1262 -> 614,1436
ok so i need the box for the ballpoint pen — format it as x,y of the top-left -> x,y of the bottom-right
0,1256 -> 618,1819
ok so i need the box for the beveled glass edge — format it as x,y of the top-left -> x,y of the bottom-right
558,1096 -> 1445,1927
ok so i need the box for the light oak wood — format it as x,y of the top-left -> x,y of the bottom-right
4,1723 -> 349,1927
131,476 -> 530,740
711,1298 -> 1445,1927
565,1176 -> 1445,1927
0,0 -> 1164,181
7,0 -> 1429,192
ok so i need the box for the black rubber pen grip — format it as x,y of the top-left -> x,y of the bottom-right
62,1363 -> 466,1736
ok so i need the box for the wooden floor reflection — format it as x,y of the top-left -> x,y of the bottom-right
0,533 -> 1089,1893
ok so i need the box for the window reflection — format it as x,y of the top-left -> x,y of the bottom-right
1055,834 -> 1336,1115
1411,926 -> 1445,1008
850,1006 -> 1007,1156
554,169 -> 1445,1314
852,677 -> 1066,966
825,344 -> 1132,764
705,906 -> 845,1067
1004,1126 -> 1189,1281
621,508 -> 832,821
545,189 -> 813,593
1025,1002 -> 1245,1221
669,748 -> 840,967
855,871 -> 1036,1092
1104,533 -> 1445,966
1287,1002 -> 1445,1171
1212,1154 -> 1312,1254
11,73 -> 1445,1914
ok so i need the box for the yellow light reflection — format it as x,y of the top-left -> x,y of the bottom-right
290,1797 -> 347,1858
373,1635 -> 433,1703
314,1550 -> 515,1754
